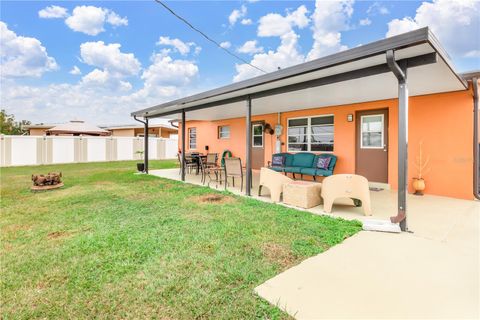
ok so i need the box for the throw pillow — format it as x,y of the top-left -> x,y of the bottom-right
317,157 -> 331,170
272,155 -> 285,166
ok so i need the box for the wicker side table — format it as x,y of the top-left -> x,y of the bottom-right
283,181 -> 322,209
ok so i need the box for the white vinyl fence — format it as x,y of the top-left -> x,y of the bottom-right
0,135 -> 178,167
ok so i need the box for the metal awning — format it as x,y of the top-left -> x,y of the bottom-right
131,27 -> 467,121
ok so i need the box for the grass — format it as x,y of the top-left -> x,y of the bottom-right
1,160 -> 361,319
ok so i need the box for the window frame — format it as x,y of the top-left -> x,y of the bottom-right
218,125 -> 230,139
360,114 -> 384,149
287,114 -> 334,153
188,127 -> 197,150
252,123 -> 264,148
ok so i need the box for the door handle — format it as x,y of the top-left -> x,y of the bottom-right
383,144 -> 387,152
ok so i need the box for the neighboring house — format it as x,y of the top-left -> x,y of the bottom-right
24,122 -> 178,138
105,124 -> 178,138
132,28 -> 480,202
24,120 -> 109,136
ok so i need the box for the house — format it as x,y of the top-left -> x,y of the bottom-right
24,122 -> 178,138
24,120 -> 110,136
105,124 -> 178,138
131,28 -> 480,230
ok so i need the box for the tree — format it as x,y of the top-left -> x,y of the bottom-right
0,109 -> 31,135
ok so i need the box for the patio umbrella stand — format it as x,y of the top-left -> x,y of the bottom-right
362,219 -> 401,233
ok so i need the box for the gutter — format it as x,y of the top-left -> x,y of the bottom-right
473,77 -> 480,200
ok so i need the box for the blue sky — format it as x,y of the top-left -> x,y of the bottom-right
1,0 -> 479,125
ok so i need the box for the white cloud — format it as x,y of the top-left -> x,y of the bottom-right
241,18 -> 253,25
1,50 -> 200,125
237,40 -> 264,54
106,11 -> 128,27
229,5 -> 247,26
234,5 -> 310,81
156,36 -> 200,56
386,0 -> 480,58
38,5 -> 68,19
386,17 -> 418,37
367,2 -> 390,15
258,5 -> 310,37
220,41 -> 231,49
465,50 -> 480,58
306,0 -> 353,61
359,18 -> 371,26
69,65 -> 82,75
234,31 -> 305,82
0,21 -> 58,78
80,41 -> 141,77
65,6 -> 128,36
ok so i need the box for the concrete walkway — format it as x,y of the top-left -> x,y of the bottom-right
150,169 -> 480,319
255,205 -> 480,319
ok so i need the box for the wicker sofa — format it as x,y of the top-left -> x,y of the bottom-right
268,152 -> 337,180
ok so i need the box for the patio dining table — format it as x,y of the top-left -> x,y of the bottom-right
189,154 -> 207,175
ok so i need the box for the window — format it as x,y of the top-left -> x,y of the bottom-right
252,124 -> 263,147
287,115 -> 334,152
189,127 -> 197,149
360,115 -> 383,149
218,126 -> 230,139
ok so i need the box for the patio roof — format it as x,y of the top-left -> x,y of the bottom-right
131,27 -> 467,121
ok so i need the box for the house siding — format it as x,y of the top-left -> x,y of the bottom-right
179,88 -> 474,200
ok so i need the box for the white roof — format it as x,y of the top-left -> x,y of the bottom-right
47,121 -> 109,135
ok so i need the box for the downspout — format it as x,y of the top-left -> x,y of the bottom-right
473,77 -> 480,200
168,119 -> 179,129
133,115 -> 149,173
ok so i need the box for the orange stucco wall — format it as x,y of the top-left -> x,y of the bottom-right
179,88 -> 475,200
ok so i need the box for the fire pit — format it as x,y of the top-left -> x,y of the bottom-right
31,172 -> 64,191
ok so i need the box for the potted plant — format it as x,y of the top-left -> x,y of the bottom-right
135,150 -> 145,172
413,140 -> 430,195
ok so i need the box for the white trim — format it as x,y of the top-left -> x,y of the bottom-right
188,127 -> 197,150
287,114 -> 334,152
360,114 -> 384,149
252,123 -> 264,148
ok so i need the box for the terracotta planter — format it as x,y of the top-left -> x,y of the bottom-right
412,177 -> 425,195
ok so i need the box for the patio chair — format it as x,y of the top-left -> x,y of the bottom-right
205,153 -> 218,168
258,167 -> 293,202
178,152 -> 196,175
224,157 -> 245,192
321,174 -> 372,216
198,156 -> 221,185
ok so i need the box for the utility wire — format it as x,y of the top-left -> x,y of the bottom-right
153,0 -> 267,74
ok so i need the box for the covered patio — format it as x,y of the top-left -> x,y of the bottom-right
132,28 -> 473,232
150,167 -> 477,239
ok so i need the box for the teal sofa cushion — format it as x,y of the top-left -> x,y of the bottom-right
300,167 -> 317,176
269,166 -> 284,172
291,152 -> 316,168
283,166 -> 302,174
315,168 -> 332,177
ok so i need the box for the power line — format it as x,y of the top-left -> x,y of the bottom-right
153,0 -> 267,74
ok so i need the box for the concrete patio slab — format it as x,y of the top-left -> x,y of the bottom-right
150,168 -> 480,319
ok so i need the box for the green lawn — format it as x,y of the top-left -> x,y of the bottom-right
1,160 -> 361,319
